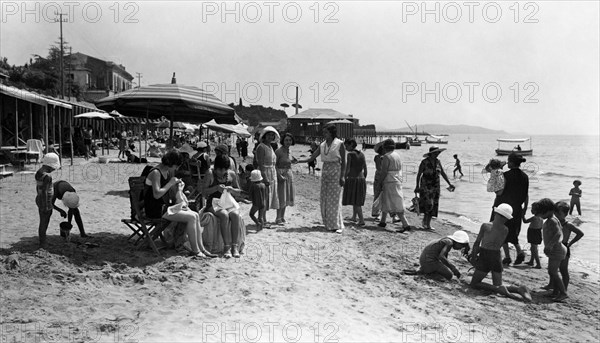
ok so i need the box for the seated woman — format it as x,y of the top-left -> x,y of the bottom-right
407,230 -> 470,280
202,154 -> 244,258
144,150 -> 214,258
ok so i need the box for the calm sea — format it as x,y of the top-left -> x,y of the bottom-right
293,134 -> 599,269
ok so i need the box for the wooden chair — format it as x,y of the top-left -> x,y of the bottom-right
121,176 -> 176,256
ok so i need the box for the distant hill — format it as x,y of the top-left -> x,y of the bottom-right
379,124 -> 507,135
230,103 -> 287,127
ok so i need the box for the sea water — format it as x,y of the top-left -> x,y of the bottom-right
353,134 -> 599,269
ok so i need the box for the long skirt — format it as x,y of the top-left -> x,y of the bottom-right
381,181 -> 405,213
277,168 -> 295,208
261,165 -> 279,210
320,162 -> 344,231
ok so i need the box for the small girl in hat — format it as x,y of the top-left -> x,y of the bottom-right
248,170 -> 267,231
485,159 -> 506,196
35,153 -> 61,248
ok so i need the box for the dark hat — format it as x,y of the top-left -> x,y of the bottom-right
215,144 -> 228,154
507,152 -> 526,164
383,139 -> 395,149
423,145 -> 446,157
374,141 -> 384,154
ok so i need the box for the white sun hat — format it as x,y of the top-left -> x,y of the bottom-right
42,153 -> 61,170
447,230 -> 470,244
62,192 -> 80,209
250,169 -> 263,182
494,203 -> 513,220
259,126 -> 280,142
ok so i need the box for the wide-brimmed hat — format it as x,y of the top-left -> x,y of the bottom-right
250,169 -> 263,182
494,203 -> 513,220
179,143 -> 195,155
507,152 -> 526,164
423,146 -> 446,157
259,126 -> 280,142
215,144 -> 229,154
42,153 -> 61,170
196,141 -> 208,150
62,192 -> 80,209
447,230 -> 469,244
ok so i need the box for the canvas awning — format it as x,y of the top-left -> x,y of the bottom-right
0,84 -> 49,106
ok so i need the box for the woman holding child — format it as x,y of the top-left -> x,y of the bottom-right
144,150 -> 214,258
255,126 -> 280,224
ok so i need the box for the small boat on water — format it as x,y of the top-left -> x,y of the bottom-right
495,138 -> 533,156
407,137 -> 422,146
425,135 -> 448,144
364,136 -> 411,150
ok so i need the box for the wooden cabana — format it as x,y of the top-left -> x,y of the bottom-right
288,108 -> 359,144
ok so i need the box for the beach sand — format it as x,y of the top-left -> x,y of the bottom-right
1,152 -> 598,342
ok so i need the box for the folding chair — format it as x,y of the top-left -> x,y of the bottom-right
121,176 -> 176,256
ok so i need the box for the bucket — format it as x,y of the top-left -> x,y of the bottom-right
98,156 -> 110,164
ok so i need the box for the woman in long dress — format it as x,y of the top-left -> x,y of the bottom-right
376,139 -> 412,232
255,126 -> 280,224
342,138 -> 367,226
296,125 -> 346,233
415,146 -> 454,230
275,133 -> 296,224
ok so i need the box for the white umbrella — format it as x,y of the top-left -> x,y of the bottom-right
74,111 -> 114,120
74,111 -> 115,155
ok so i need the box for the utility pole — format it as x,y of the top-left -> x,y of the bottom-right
135,72 -> 142,88
54,12 -> 68,98
67,47 -> 72,98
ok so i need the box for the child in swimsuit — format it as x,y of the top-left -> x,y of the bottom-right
568,180 -> 582,215
523,201 -> 543,269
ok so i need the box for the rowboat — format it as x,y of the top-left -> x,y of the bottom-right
495,138 -> 533,156
425,135 -> 448,144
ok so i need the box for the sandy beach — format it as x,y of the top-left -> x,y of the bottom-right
1,151 -> 598,343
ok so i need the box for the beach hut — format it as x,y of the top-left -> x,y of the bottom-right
288,108 -> 359,143
327,119 -> 354,140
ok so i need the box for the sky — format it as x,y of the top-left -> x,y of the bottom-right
1,1 -> 599,135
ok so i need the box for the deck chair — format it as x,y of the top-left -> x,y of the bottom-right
121,176 -> 176,256
25,139 -> 44,163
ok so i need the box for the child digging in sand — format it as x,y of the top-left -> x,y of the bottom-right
469,203 -> 532,302
35,153 -> 61,248
537,198 -> 568,302
523,201 -> 543,269
248,170 -> 267,231
569,180 -> 582,216
542,201 -> 584,294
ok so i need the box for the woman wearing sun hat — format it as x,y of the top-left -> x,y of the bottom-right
255,126 -> 281,224
51,180 -> 90,239
415,146 -> 455,230
416,230 -> 470,280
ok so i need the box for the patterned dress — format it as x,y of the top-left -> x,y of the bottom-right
320,138 -> 344,231
256,143 -> 279,210
275,147 -> 295,208
418,157 -> 442,217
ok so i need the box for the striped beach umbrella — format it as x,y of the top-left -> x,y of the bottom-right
95,83 -> 237,125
